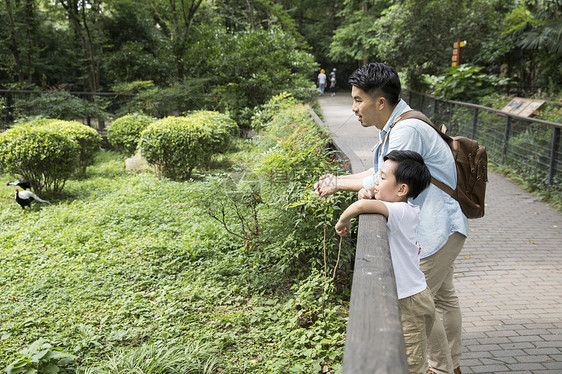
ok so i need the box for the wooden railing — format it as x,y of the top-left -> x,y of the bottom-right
342,214 -> 408,373
310,108 -> 408,372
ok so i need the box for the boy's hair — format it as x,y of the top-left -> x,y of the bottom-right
348,62 -> 401,106
384,150 -> 431,199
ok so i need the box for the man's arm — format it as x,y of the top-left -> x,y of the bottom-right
314,169 -> 373,198
335,199 -> 389,236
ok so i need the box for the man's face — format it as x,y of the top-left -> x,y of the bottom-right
351,86 -> 386,130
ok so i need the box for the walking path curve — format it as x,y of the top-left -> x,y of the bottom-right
317,94 -> 562,374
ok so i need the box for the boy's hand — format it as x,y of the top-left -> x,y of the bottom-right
335,220 -> 351,236
314,174 -> 337,198
358,186 -> 375,200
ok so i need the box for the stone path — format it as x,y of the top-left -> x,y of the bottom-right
318,93 -> 562,374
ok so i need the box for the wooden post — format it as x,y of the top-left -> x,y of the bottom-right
342,214 -> 408,374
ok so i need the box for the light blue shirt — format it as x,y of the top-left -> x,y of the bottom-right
363,99 -> 468,258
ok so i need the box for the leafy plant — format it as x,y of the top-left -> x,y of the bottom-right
432,64 -> 510,102
4,338 -> 77,374
40,120 -> 102,174
0,125 -> 79,193
139,111 -> 236,179
108,113 -> 156,155
13,91 -> 108,123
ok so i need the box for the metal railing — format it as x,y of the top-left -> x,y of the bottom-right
405,89 -> 562,188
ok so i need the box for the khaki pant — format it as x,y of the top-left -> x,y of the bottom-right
400,287 -> 435,374
420,232 -> 466,374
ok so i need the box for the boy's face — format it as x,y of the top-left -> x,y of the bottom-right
374,160 -> 407,202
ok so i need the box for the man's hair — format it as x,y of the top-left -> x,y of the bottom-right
348,62 -> 401,106
384,150 -> 431,199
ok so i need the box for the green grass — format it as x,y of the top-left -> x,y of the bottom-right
1,135 -> 349,373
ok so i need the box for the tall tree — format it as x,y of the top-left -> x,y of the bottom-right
55,0 -> 106,91
505,0 -> 562,90
1,0 -> 40,85
147,0 -> 204,79
328,0 -> 392,65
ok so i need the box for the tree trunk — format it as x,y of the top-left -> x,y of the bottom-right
4,0 -> 25,84
59,0 -> 103,91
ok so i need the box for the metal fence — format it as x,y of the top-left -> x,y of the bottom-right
405,89 -> 562,189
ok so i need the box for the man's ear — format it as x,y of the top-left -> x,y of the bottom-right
397,183 -> 409,197
377,96 -> 387,111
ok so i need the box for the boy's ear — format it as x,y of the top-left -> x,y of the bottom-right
397,183 -> 409,197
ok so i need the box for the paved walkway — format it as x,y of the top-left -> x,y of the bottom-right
318,94 -> 562,373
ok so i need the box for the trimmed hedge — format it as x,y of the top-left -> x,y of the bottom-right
40,120 -> 102,174
139,111 -> 237,179
0,126 -> 79,193
187,111 -> 238,160
108,113 -> 155,155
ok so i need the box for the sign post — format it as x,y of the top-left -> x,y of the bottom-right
452,39 -> 467,67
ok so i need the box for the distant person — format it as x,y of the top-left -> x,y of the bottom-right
329,68 -> 336,96
335,150 -> 435,374
315,62 -> 467,374
317,69 -> 327,95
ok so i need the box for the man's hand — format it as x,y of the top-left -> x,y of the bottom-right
335,219 -> 351,236
358,186 -> 376,200
314,174 -> 338,198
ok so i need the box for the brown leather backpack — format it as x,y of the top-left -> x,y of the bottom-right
387,110 -> 488,219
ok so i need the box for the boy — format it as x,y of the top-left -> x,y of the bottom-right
335,150 -> 435,374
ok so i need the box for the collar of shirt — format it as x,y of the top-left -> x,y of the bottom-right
374,99 -> 411,174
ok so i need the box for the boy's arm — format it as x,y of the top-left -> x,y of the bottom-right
335,200 -> 389,236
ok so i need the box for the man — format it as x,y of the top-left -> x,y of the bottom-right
314,62 -> 467,374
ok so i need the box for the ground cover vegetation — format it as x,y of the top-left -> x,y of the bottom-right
0,95 -> 357,372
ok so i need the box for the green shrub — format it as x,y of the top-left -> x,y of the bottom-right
186,110 -> 238,155
108,113 -> 155,155
139,111 -> 236,179
0,126 -> 79,193
41,120 -> 102,174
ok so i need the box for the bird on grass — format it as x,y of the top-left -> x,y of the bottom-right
14,189 -> 50,214
6,178 -> 32,190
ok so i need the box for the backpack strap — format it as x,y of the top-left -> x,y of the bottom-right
382,110 -> 457,198
381,110 -> 450,148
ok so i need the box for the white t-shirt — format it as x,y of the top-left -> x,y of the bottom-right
382,201 -> 428,299
318,73 -> 327,84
